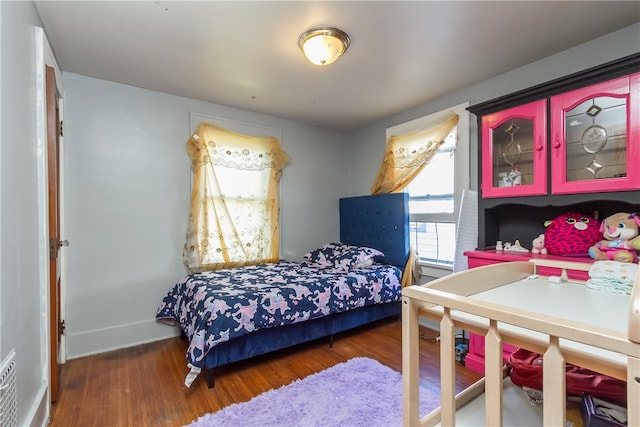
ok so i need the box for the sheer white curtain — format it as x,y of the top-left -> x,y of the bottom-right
370,113 -> 459,195
183,122 -> 290,273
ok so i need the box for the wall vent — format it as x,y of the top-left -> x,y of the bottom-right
0,350 -> 17,427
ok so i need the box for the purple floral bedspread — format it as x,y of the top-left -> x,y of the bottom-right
156,262 -> 402,371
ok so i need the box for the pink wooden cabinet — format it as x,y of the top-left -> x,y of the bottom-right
481,99 -> 547,198
550,72 -> 640,195
481,72 -> 640,199
467,60 -> 640,375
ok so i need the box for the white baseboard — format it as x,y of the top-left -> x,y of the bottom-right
418,318 -> 466,341
66,318 -> 180,360
23,384 -> 48,427
418,317 -> 439,331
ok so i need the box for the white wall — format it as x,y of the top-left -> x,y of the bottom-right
0,2 -> 50,426
62,73 -> 350,358
346,23 -> 640,196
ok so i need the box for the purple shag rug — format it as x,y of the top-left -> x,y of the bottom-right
184,357 -> 439,427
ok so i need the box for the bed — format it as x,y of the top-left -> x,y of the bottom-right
402,259 -> 640,426
157,192 -> 411,388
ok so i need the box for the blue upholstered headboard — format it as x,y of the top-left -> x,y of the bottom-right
339,193 -> 410,269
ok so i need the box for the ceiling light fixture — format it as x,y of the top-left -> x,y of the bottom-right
298,26 -> 350,66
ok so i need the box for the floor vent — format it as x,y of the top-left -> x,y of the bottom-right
0,350 -> 17,427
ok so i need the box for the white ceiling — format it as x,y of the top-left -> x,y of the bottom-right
35,1 -> 640,131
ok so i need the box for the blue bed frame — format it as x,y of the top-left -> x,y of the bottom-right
201,193 -> 410,387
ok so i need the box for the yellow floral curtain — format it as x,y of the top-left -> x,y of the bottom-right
370,113 -> 459,195
183,122 -> 290,273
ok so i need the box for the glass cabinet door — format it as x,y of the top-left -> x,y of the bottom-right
481,99 -> 547,198
550,73 -> 640,194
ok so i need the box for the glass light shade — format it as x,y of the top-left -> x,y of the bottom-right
299,27 -> 350,66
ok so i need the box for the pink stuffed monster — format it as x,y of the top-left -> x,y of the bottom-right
544,212 -> 601,256
588,212 -> 640,263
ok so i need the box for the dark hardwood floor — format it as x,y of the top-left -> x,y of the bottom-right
49,319 -> 482,427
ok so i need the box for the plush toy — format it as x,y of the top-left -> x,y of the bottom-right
588,212 -> 640,263
531,234 -> 547,254
544,212 -> 602,256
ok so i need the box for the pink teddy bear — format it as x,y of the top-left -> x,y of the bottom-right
531,234 -> 547,254
589,212 -> 640,263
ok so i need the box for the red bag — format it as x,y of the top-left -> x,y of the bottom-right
508,348 -> 627,405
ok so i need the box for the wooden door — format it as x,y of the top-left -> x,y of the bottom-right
46,65 -> 63,403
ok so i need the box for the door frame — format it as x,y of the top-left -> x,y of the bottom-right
36,27 -> 66,406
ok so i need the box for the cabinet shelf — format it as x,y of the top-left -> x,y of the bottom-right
478,198 -> 640,255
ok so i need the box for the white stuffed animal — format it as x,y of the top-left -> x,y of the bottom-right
531,234 -> 547,254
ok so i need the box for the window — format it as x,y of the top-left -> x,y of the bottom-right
407,128 -> 457,265
386,103 -> 470,269
183,118 -> 289,273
